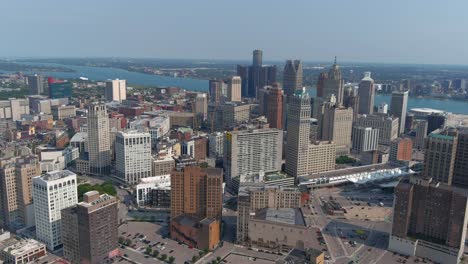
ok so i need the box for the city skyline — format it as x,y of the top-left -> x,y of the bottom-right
1,1 -> 468,65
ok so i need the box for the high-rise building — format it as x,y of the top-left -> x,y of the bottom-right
390,90 -> 409,134
389,176 -> 468,264
227,76 -> 242,102
105,79 -> 126,102
351,127 -> 379,153
33,170 -> 77,251
354,114 -> 399,145
427,113 -> 446,135
0,98 -> 30,121
0,156 -> 40,230
378,103 -> 388,114
389,138 -> 413,162
87,103 -> 111,175
208,132 -> 224,159
423,129 -> 458,185
266,83 -> 283,129
286,89 -> 312,178
193,93 -> 208,120
237,50 -> 277,98
48,79 -> 72,99
319,58 -> 344,105
62,191 -> 118,264
225,128 -> 283,185
236,65 -> 249,98
27,75 -> 44,95
252,49 -> 262,67
414,120 -> 428,149
343,86 -> 359,120
115,130 -> 152,184
208,103 -> 251,131
209,80 -> 225,103
306,141 -> 336,174
452,129 -> 468,188
170,166 -> 222,250
283,60 -> 303,96
358,72 -> 375,115
319,102 -> 353,155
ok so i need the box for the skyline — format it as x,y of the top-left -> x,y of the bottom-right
1,0 -> 467,65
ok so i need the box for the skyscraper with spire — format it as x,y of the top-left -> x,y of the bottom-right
318,57 -> 344,105
283,60 -> 303,97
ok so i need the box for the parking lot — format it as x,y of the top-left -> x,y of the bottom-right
118,221 -> 201,264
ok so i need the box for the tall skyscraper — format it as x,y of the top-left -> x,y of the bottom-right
423,129 -> 458,185
389,137 -> 413,161
320,58 -> 344,105
453,129 -> 468,188
87,103 -> 111,175
252,49 -> 263,67
227,76 -> 242,102
224,128 -> 283,184
351,127 -> 380,153
414,120 -> 428,149
33,170 -> 78,251
316,72 -> 327,98
62,191 -> 118,264
343,86 -> 359,119
266,83 -> 283,129
283,60 -> 303,96
390,90 -> 409,134
319,102 -> 353,155
427,113 -> 446,135
0,156 -> 40,230
115,130 -> 152,184
209,79 -> 225,103
354,114 -> 399,145
237,50 -> 276,98
48,78 -> 72,99
105,79 -> 126,102
358,72 -> 375,115
237,65 -> 250,98
193,93 -> 208,120
27,74 -> 44,95
286,89 -> 312,178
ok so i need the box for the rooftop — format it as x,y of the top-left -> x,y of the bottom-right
41,170 -> 76,181
2,239 -> 45,256
254,208 -> 305,226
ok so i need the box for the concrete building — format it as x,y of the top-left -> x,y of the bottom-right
115,130 -> 152,184
306,141 -> 336,174
358,72 -> 375,115
237,185 -> 302,244
193,93 -> 208,120
209,79 -> 225,103
62,191 -> 118,264
208,103 -> 251,131
27,74 -> 44,95
283,60 -> 303,97
0,238 -> 47,264
343,86 -> 359,120
208,132 -> 224,159
0,156 -> 41,230
87,103 -> 111,175
51,105 -> 76,120
0,98 -> 29,121
423,129 -> 458,185
351,126 -> 379,153
318,58 -> 344,104
266,83 -> 284,129
105,79 -> 126,102
135,176 -> 171,206
414,120 -> 428,150
227,76 -> 242,102
151,156 -> 175,177
453,129 -> 468,188
224,128 -> 283,185
320,102 -> 353,155
378,103 -> 388,114
389,138 -> 413,162
236,50 -> 277,98
277,248 -> 325,264
390,90 -> 409,134
32,170 -> 77,251
389,176 -> 468,264
354,114 -> 399,145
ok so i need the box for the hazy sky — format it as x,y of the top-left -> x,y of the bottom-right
1,0 -> 467,64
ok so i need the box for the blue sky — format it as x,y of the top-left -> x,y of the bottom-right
0,0 -> 466,64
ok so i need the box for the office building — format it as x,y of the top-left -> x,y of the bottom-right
135,176 -> 171,207
378,103 -> 388,114
208,103 -> 251,131
236,50 -> 276,98
227,76 -> 242,102
49,80 -> 72,99
237,185 -> 302,244
427,113 -> 446,135
87,103 -> 111,175
283,60 -> 303,96
51,105 -> 76,120
0,238 -> 47,264
265,83 -> 283,129
453,129 -> 468,188
209,79 -> 225,103
354,114 -> 399,145
62,191 -> 118,264
319,58 -> 344,104
170,166 -> 222,250
152,156 -> 175,177
0,156 -> 40,230
389,138 -> 413,162
33,170 -> 77,251
27,74 -> 44,95
306,141 -> 336,174
0,98 -> 29,121
343,86 -> 359,119
115,130 -> 152,184
237,65 -> 250,98
320,102 -> 353,155
389,176 -> 468,264
358,72 -> 375,115
277,248 -> 325,264
225,128 -> 283,185
193,93 -> 208,120
423,129 -> 458,185
390,90 -> 409,134
105,79 -> 126,102
351,127 -> 379,153
414,120 -> 428,149
208,132 -> 224,159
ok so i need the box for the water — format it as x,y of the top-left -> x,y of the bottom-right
2,62 -> 468,114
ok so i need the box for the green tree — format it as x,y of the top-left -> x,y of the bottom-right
192,256 -> 198,263
216,256 -> 221,262
145,246 -> 152,255
118,236 -> 125,244
160,254 -> 167,261
125,239 -> 131,246
168,256 -> 175,263
152,250 -> 159,258
199,251 -> 204,257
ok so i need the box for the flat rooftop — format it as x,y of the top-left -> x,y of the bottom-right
300,163 -> 402,181
2,239 -> 45,256
254,208 -> 305,226
41,170 -> 76,181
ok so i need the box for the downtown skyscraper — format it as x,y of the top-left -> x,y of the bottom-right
283,60 -> 303,97
237,50 -> 277,98
87,103 -> 111,175
390,90 -> 409,134
358,72 -> 375,115
316,58 -> 344,105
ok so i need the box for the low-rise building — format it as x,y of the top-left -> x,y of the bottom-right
0,239 -> 47,264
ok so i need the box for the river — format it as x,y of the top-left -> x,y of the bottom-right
1,62 -> 467,114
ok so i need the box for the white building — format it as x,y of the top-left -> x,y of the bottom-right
208,132 -> 224,159
115,130 -> 152,184
378,103 -> 388,114
38,147 -> 79,172
351,126 -> 380,153
135,175 -> 171,206
105,79 -> 126,102
32,170 -> 77,251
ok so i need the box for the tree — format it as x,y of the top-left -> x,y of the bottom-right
160,254 -> 167,261
199,251 -> 204,257
145,246 -> 152,255
118,237 -> 125,244
192,256 -> 198,263
152,250 -> 159,258
125,239 -> 131,246
217,256 -> 221,262
168,256 -> 175,263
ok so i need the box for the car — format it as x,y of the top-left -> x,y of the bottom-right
188,246 -> 193,249
367,248 -> 372,252
123,254 -> 128,257
169,250 -> 174,253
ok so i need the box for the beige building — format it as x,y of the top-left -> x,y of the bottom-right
227,76 -> 242,102
1,238 -> 47,264
87,103 -> 111,175
319,102 -> 353,155
208,103 -> 251,131
52,105 -> 76,120
0,98 -> 29,121
354,114 -> 399,145
152,156 -> 175,176
105,79 -> 126,102
193,93 -> 208,120
307,141 -> 336,174
0,156 -> 40,230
